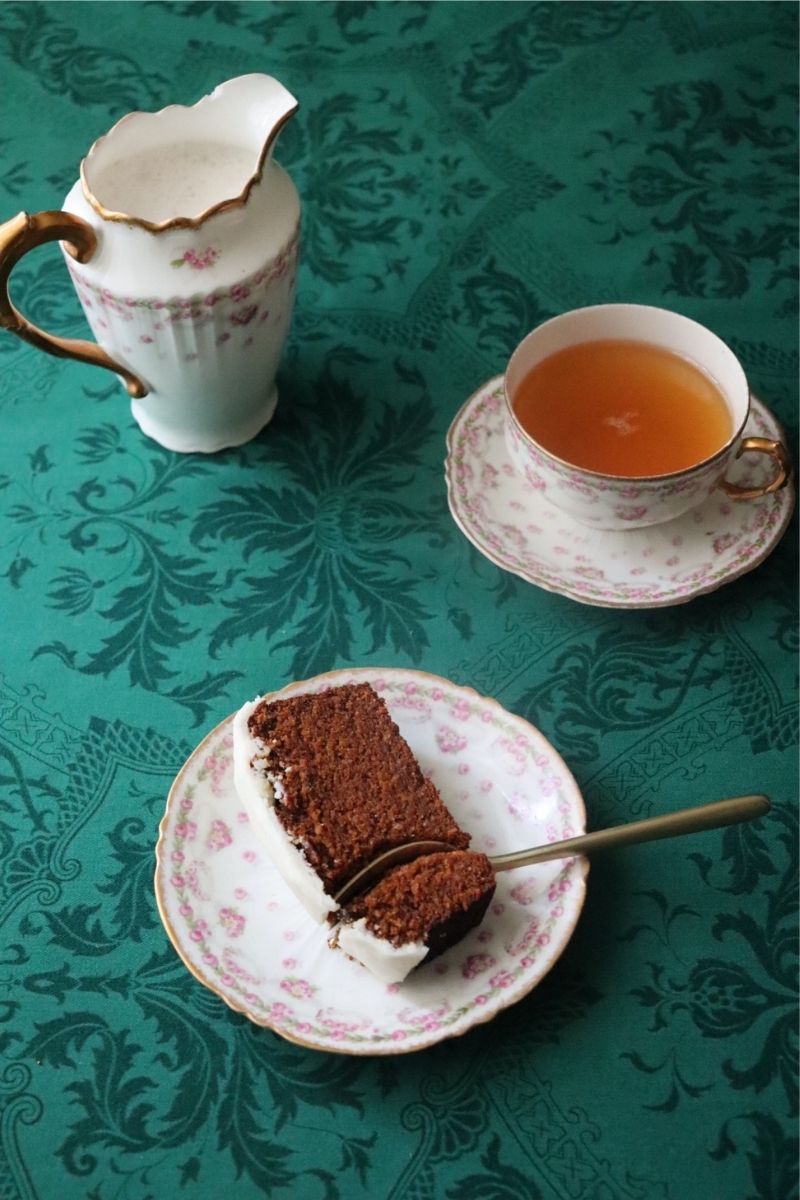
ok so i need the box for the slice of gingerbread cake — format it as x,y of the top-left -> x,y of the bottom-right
232,681 -> 495,982
334,849 -> 496,982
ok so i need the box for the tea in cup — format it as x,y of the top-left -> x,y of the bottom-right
504,304 -> 791,530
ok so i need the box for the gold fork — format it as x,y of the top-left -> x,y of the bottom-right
334,793 -> 770,905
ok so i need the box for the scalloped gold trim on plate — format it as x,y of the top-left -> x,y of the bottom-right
445,378 -> 794,609
154,667 -> 587,1055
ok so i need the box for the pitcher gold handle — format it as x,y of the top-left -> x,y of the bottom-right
0,210 -> 147,398
720,436 -> 792,501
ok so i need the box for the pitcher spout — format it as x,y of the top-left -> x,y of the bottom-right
216,73 -> 299,173
80,74 -> 299,233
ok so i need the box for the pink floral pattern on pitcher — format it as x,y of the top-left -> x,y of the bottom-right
66,224 -> 298,377
171,247 -> 219,270
230,304 -> 258,326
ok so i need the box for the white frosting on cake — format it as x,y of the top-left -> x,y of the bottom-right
334,920 -> 428,984
232,697 -> 337,923
232,692 -> 434,984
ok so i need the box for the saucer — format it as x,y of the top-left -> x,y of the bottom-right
155,667 -> 587,1055
445,377 -> 795,609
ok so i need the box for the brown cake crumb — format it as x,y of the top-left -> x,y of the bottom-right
341,850 -> 496,955
247,683 -> 469,894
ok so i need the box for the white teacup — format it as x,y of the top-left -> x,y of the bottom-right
504,304 -> 791,530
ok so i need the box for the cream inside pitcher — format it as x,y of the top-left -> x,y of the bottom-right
0,75 -> 300,453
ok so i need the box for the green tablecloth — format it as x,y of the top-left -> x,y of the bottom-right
0,3 -> 796,1197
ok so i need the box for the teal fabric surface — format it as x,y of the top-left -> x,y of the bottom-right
0,3 -> 797,1198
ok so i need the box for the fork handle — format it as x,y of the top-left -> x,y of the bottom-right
490,794 -> 770,872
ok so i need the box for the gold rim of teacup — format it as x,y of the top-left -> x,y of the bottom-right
503,305 -> 749,484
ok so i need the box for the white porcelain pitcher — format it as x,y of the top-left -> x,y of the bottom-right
0,75 -> 300,453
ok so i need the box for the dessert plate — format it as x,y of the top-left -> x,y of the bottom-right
155,667 -> 587,1055
445,378 -> 795,608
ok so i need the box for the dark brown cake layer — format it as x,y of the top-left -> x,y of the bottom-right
247,683 -> 469,892
341,850 -> 496,952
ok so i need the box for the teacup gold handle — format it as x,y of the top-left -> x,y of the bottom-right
720,436 -> 792,501
0,210 -> 147,398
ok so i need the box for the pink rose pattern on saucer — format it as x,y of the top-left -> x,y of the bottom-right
446,378 -> 794,609
155,668 -> 587,1054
